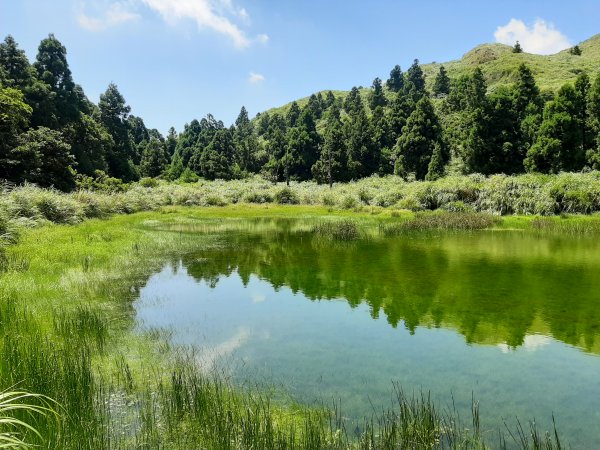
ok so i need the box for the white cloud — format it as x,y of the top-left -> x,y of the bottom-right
494,18 -> 571,55
77,2 -> 140,31
248,71 -> 264,84
76,0 -> 265,49
138,0 -> 251,48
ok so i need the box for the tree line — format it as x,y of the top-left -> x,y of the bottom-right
2,33 -> 600,191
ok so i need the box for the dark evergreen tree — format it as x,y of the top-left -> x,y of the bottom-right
386,65 -> 404,92
404,59 -> 426,103
370,105 -> 392,174
140,138 -> 168,177
128,115 -> 149,145
369,77 -> 387,110
525,84 -> 584,173
388,90 -> 411,144
171,119 -> 202,178
98,83 -> 137,180
286,108 -> 320,180
394,96 -> 445,180
286,101 -> 301,127
306,94 -> 323,120
514,64 -> 543,118
262,119 -> 288,182
234,106 -> 257,173
33,34 -> 86,127
344,89 -> 376,179
343,87 -> 364,116
425,142 -> 446,180
256,112 -> 271,136
432,66 -> 451,96
312,103 -> 346,186
0,35 -> 33,89
62,114 -> 111,175
513,41 -> 523,53
574,72 -> 592,152
324,91 -> 336,109
165,127 -> 177,159
196,128 -> 235,180
588,73 -> 600,168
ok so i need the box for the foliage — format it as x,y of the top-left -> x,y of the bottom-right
0,389 -> 58,448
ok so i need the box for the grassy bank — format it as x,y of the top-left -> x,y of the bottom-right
0,206 -> 581,448
3,171 -> 600,247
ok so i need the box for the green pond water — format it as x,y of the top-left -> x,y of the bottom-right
135,219 -> 600,447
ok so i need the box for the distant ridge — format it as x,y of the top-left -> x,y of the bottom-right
264,33 -> 600,117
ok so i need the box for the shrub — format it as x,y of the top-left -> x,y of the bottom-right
274,187 -> 299,204
244,191 -> 273,204
341,195 -> 358,209
138,177 -> 159,188
178,168 -> 199,183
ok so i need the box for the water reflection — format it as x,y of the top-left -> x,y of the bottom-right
163,221 -> 600,353
135,219 -> 600,447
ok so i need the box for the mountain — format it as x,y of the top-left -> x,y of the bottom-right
264,33 -> 600,117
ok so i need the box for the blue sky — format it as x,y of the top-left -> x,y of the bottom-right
1,0 -> 599,133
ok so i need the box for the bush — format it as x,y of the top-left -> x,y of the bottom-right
341,195 -> 358,209
274,187 -> 299,205
244,191 -> 273,204
138,177 -> 159,188
178,168 -> 199,183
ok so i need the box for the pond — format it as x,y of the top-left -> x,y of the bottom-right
135,219 -> 600,447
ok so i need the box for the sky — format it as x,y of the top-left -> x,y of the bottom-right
1,0 -> 599,134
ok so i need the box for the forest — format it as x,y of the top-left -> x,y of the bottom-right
1,33 -> 600,191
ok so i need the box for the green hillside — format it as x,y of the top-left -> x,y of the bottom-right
266,33 -> 600,117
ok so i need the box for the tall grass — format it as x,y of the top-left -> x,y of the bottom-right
381,211 -> 500,235
1,172 -> 600,245
312,220 -> 361,241
0,389 -> 58,449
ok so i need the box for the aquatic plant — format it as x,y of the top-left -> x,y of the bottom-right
312,220 -> 361,241
381,211 -> 499,235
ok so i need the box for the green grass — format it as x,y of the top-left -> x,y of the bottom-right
0,204 -> 587,448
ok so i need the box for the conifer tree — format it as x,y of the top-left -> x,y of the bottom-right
286,101 -> 301,127
140,138 -> 168,177
34,34 -> 86,127
369,77 -> 387,110
234,106 -> 257,173
386,65 -> 404,92
99,82 -> 137,180
0,35 -> 32,89
513,41 -> 523,53
394,96 -> 445,180
325,90 -> 336,109
432,66 -> 451,96
312,103 -> 346,186
525,84 -> 584,173
404,59 -> 426,103
588,73 -> 600,168
197,128 -> 235,180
